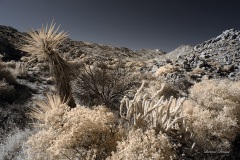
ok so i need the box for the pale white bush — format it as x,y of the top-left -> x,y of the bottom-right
189,79 -> 240,111
109,129 -> 174,160
155,64 -> 178,77
183,79 -> 240,152
26,95 -> 121,160
184,100 -> 238,151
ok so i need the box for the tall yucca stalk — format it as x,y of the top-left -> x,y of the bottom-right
21,22 -> 76,108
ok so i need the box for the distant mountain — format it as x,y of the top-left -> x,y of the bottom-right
0,25 -> 239,82
164,45 -> 194,61
0,25 -> 165,62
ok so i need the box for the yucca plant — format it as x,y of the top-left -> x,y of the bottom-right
21,22 -> 76,108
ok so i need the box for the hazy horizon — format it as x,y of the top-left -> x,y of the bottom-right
1,0 -> 240,52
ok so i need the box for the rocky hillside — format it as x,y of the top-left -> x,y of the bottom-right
194,29 -> 240,78
0,25 -> 240,83
164,29 -> 240,81
0,25 -> 165,62
0,25 -> 240,99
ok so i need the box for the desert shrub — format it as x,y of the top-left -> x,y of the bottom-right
155,64 -> 178,77
7,62 -> 28,78
109,129 -> 174,160
125,61 -> 147,71
0,80 -> 32,105
189,79 -> 240,110
0,63 -> 18,103
13,62 -> 28,78
184,100 -> 238,151
26,94 -> 121,160
183,79 -> 240,154
74,61 -> 139,109
192,67 -> 204,75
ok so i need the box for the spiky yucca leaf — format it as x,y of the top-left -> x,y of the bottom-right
30,94 -> 69,127
21,22 -> 68,56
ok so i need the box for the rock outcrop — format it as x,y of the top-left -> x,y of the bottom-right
166,29 -> 240,81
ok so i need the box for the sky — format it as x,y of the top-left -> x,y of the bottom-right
0,0 -> 240,52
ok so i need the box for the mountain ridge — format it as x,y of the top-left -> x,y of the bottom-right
0,25 -> 239,82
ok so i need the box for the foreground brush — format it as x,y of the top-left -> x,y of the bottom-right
21,22 -> 76,108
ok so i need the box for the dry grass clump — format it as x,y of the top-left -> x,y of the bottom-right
155,64 -> 178,77
125,61 -> 146,71
0,63 -> 17,103
7,62 -> 28,78
20,56 -> 31,62
14,62 -> 28,78
26,94 -> 121,160
183,79 -> 240,153
0,65 -> 32,104
0,61 -> 28,81
109,129 -> 174,160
